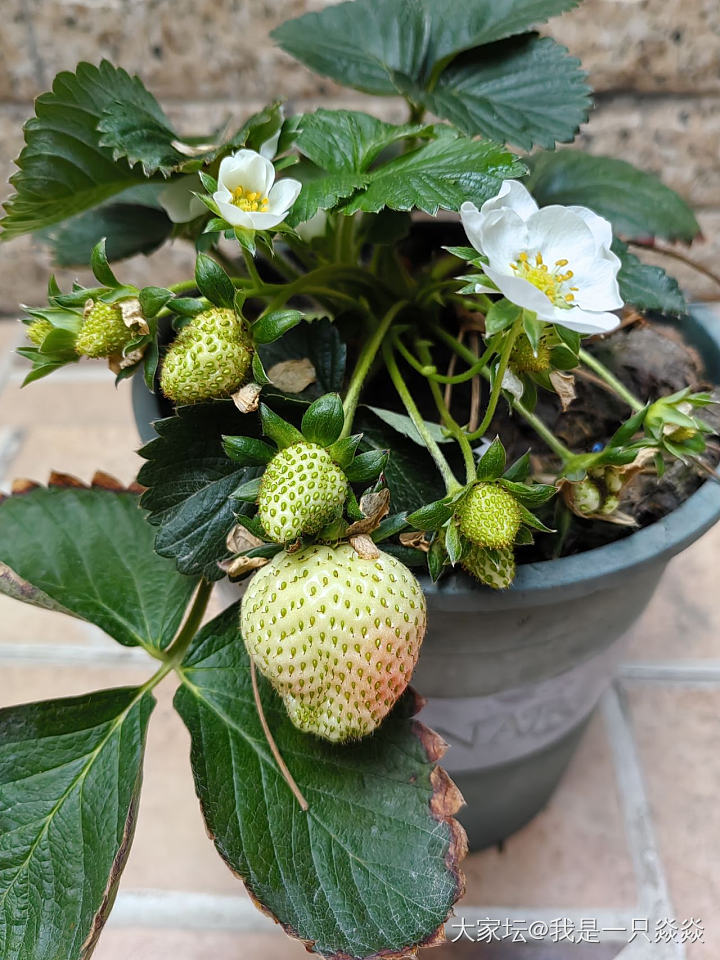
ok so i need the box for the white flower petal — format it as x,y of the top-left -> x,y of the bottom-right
214,196 -> 255,229
573,260 -> 624,311
159,174 -> 206,223
485,264 -> 554,315
297,210 -> 328,241
460,202 -> 484,253
525,207 -> 597,268
480,180 -> 538,221
267,177 -> 302,215
501,367 -> 524,400
478,209 -> 528,269
244,210 -> 287,230
567,205 -> 614,251
550,305 -> 621,335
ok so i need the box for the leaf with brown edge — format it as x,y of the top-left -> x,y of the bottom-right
175,603 -> 466,960
0,482 -> 199,651
0,687 -> 155,960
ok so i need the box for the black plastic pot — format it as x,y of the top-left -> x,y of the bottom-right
132,305 -> 720,850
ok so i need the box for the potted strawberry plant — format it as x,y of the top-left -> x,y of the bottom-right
2,0 -> 719,958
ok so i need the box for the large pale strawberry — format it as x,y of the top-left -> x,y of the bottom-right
160,307 -> 253,404
240,543 -> 427,742
456,482 -> 522,549
257,442 -> 347,544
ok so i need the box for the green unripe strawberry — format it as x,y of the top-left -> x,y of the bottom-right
572,477 -> 602,515
258,442 -> 348,544
241,543 -> 426,742
76,301 -> 132,358
456,482 -> 522,549
26,318 -> 53,346
462,543 -> 515,590
160,307 -> 253,405
510,336 -> 551,373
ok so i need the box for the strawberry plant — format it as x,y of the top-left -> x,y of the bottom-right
1,0 -> 718,958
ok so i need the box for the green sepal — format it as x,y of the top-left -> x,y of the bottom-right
230,476 -> 263,501
503,450 -> 531,482
327,433 -> 362,468
198,171 -> 218,193
90,238 -> 120,287
445,522 -> 463,566
522,311 -> 544,353
195,253 -> 235,309
485,298 -> 521,335
234,226 -> 257,256
222,435 -> 277,466
517,502 -> 555,533
497,478 -> 556,507
143,338 -> 159,392
251,309 -> 303,345
243,542 -> 284,560
345,449 -> 388,483
139,286 -> 173,318
371,512 -> 409,543
343,486 -> 365,522
476,436 -> 506,481
380,543 -> 426,567
515,526 -> 535,546
232,513 -> 266,541
252,351 -> 271,385
171,297 -> 206,317
427,534 -> 448,582
301,392 -> 345,446
260,403 -> 304,449
407,499 -> 454,531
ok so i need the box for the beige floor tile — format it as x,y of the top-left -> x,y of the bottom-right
462,715 -> 636,909
2,369 -> 138,428
94,928 -> 307,960
629,687 -> 720,960
5,423 -> 144,488
625,522 -> 720,662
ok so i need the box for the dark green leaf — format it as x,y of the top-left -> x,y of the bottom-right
0,687 -> 154,960
260,403 -> 304,448
345,449 -> 388,483
1,61 -> 166,239
195,253 -> 235,309
424,35 -> 590,149
613,239 -> 688,315
222,435 -> 276,465
0,485 -> 198,651
273,0 -> 581,95
258,319 -> 346,397
301,393 -> 345,446
284,160 -> 365,229
476,436 -> 506,480
174,604 -> 463,960
138,401 -> 264,580
98,94 -> 183,177
344,134 -> 524,215
251,309 -> 303,345
365,405 -> 450,446
407,499 -> 455,530
526,151 -> 700,244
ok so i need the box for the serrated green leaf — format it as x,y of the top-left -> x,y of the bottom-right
0,687 -> 154,960
0,485 -> 198,650
251,308 -> 303,345
174,603 -> 463,959
98,93 -> 183,177
344,135 -> 524,215
258,318 -> 346,397
138,402 -> 264,580
423,35 -> 590,149
222,435 -> 277,465
301,392 -> 345,446
476,436 -> 506,480
613,239 -> 688,315
1,62 -> 165,239
194,253 -> 235,309
526,150 -> 700,244
273,0 -> 581,95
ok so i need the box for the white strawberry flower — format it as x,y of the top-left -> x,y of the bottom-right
460,180 -> 623,335
213,149 -> 301,231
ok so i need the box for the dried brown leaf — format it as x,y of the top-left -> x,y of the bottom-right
231,381 -> 262,414
549,370 -> 576,411
268,358 -> 316,393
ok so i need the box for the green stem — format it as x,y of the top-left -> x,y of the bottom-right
382,339 -> 462,495
161,579 -> 213,673
431,323 -> 573,462
340,301 -> 408,439
168,280 -> 199,295
466,312 -> 523,440
242,247 -> 263,289
413,339 -> 476,484
578,348 -> 644,413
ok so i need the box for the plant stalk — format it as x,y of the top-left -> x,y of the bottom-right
578,347 -> 644,412
466,312 -> 523,440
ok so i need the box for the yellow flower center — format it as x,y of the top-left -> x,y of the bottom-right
231,186 -> 270,213
510,252 -> 579,308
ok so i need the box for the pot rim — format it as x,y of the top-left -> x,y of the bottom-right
132,305 -> 720,610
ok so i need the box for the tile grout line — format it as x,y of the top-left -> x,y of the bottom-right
602,683 -> 685,960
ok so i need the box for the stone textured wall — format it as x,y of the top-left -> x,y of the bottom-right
1,0 -> 719,313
